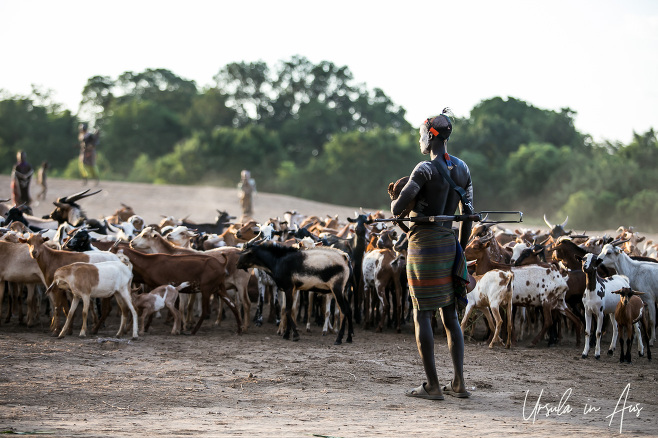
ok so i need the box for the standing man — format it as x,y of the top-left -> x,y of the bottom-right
237,169 -> 256,220
391,109 -> 473,400
78,123 -> 99,185
11,150 -> 34,209
36,161 -> 50,201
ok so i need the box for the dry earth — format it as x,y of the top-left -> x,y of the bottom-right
0,176 -> 657,437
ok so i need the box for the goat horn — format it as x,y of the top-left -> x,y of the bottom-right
543,214 -> 553,229
63,188 -> 101,204
612,238 -> 630,247
561,216 -> 569,228
480,234 -> 493,243
538,236 -> 551,246
245,231 -> 265,247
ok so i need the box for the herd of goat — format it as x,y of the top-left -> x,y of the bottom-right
1,188 -> 657,363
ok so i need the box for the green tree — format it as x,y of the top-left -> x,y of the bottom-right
616,189 -> 658,232
214,61 -> 272,126
182,88 -> 237,135
277,129 -> 417,208
116,68 -> 198,117
0,91 -> 76,172
215,56 -> 411,165
80,75 -> 115,119
101,100 -> 187,172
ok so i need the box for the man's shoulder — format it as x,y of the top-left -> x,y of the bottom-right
448,155 -> 470,173
411,161 -> 434,180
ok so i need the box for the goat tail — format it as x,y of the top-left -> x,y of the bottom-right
632,306 -> 644,325
175,281 -> 191,292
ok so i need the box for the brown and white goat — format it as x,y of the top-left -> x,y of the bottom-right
362,248 -> 405,333
612,287 -> 651,363
131,282 -> 189,335
48,253 -> 138,339
21,233 -> 119,334
461,269 -> 515,349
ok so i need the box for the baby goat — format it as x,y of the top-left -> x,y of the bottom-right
612,287 -> 652,363
132,282 -> 189,335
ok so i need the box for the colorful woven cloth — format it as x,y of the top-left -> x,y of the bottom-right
407,224 -> 469,311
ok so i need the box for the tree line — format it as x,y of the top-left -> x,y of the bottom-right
0,56 -> 656,231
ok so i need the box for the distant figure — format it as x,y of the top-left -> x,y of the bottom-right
78,123 -> 99,185
237,170 -> 257,219
11,150 -> 34,208
36,161 -> 50,201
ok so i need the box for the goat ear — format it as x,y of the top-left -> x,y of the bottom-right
633,290 -> 645,296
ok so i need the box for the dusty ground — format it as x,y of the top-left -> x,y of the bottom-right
0,176 -> 657,437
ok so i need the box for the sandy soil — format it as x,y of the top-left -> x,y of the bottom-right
0,176 -> 657,437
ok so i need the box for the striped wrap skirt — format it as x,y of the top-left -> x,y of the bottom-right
407,224 -> 469,311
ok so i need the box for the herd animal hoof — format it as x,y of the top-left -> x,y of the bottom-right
595,355 -> 600,360
582,354 -> 587,359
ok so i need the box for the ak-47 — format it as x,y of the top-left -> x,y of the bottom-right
367,211 -> 523,226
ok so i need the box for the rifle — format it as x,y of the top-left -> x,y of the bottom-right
367,210 -> 523,227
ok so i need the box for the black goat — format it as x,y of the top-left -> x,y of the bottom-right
181,210 -> 235,235
237,240 -> 354,345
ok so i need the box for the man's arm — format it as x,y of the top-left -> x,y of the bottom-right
458,174 -> 474,249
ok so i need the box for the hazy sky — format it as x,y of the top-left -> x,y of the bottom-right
1,0 -> 656,144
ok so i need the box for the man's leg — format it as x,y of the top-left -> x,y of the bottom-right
439,302 -> 467,393
413,308 -> 442,395
79,161 -> 88,184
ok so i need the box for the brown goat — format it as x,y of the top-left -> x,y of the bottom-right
612,287 -> 651,363
115,247 -> 241,335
